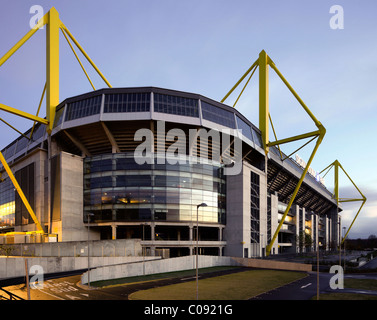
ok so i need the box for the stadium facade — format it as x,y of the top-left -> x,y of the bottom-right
0,86 -> 341,257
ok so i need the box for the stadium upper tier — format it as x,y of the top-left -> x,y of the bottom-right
0,86 -> 338,214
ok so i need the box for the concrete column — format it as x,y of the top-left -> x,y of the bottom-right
112,225 -> 117,240
151,223 -> 155,241
270,192 -> 279,255
218,227 -> 223,241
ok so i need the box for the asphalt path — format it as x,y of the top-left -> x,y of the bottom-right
250,271 -> 333,300
3,267 -> 377,301
2,267 -> 250,300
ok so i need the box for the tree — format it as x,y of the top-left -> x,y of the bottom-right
368,234 -> 377,249
296,231 -> 313,253
304,233 -> 313,251
296,231 -> 305,254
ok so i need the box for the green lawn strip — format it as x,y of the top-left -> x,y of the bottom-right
91,266 -> 238,288
316,278 -> 377,300
344,278 -> 377,291
318,293 -> 377,300
129,269 -> 306,300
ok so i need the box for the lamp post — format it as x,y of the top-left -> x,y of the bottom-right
196,203 -> 207,300
85,212 -> 94,288
311,212 -> 319,300
343,226 -> 346,273
141,222 -> 148,275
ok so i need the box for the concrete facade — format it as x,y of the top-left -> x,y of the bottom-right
0,87 -> 341,259
224,161 -> 278,258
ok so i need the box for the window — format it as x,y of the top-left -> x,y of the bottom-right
104,93 -> 150,113
65,95 -> 102,121
250,171 -> 260,244
236,116 -> 253,141
84,154 -> 226,224
15,137 -> 28,154
201,101 -> 236,128
0,178 -> 15,227
252,128 -> 263,147
53,106 -> 65,127
154,93 -> 199,117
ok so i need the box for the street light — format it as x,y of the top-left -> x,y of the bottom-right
311,212 -> 319,300
85,212 -> 94,288
141,222 -> 148,275
343,226 -> 347,273
196,203 -> 207,300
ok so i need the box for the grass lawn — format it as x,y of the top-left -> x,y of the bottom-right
318,293 -> 377,300
344,278 -> 377,291
317,278 -> 377,300
129,269 -> 306,300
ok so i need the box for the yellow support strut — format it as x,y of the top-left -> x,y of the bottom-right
221,50 -> 326,256
320,160 -> 366,244
0,7 -> 112,238
0,152 -> 44,233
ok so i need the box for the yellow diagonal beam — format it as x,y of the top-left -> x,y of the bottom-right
268,59 -> 323,129
30,83 -> 47,139
60,24 -> 112,88
267,130 -> 320,147
342,199 -> 366,243
232,64 -> 257,108
0,103 -> 48,124
0,14 -> 47,67
319,160 -> 366,245
221,58 -> 259,103
265,133 -> 325,256
60,27 -> 96,91
0,151 -> 43,232
0,118 -> 30,140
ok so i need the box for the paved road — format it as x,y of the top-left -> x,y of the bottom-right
3,267 -> 377,301
2,267 -> 249,300
2,274 -> 118,300
250,271 -> 334,300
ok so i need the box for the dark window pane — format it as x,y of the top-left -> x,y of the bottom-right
65,95 -> 102,121
154,93 -> 199,117
236,116 -> 253,141
201,101 -> 236,128
104,93 -> 150,113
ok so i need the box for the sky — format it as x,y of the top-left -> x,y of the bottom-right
0,0 -> 376,239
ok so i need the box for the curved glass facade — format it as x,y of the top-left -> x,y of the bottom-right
84,153 -> 226,224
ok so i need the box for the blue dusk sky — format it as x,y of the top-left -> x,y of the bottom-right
0,0 -> 376,238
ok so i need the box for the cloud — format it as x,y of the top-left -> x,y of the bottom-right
341,199 -> 377,239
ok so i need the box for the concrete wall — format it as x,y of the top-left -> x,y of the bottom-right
81,255 -> 238,285
231,257 -> 312,272
60,152 -> 95,242
81,255 -> 312,285
224,161 -> 270,258
224,163 -> 245,257
0,239 -> 141,257
0,255 -> 157,280
270,192 -> 279,255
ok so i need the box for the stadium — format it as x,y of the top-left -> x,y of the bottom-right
0,85 -> 341,258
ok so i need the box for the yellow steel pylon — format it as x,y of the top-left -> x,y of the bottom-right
0,7 -> 111,238
320,160 -> 366,244
222,50 -> 326,256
